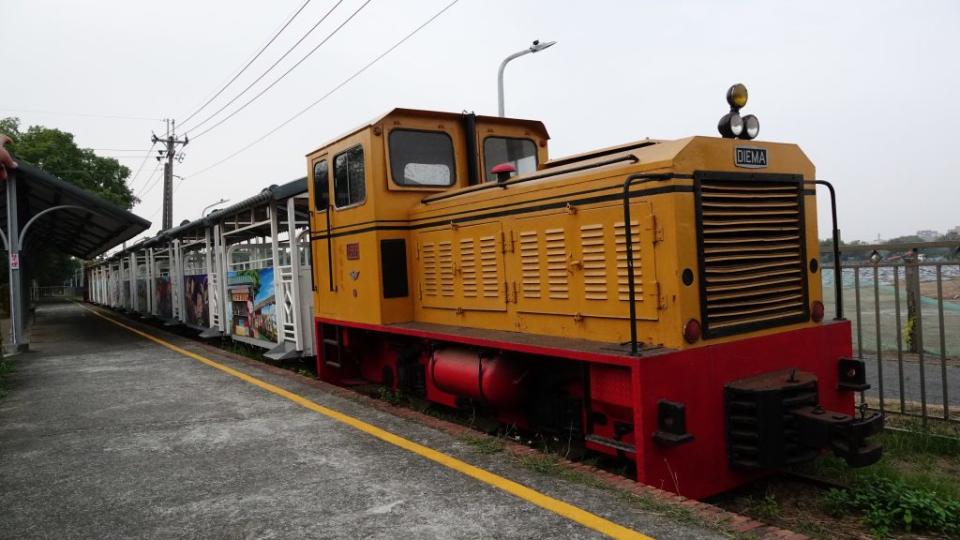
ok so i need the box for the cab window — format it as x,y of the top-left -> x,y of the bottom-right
313,160 -> 329,211
333,145 -> 365,208
389,129 -> 455,187
483,137 -> 537,182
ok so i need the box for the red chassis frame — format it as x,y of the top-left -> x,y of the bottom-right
315,317 -> 853,500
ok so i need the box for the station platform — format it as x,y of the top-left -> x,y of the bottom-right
0,301 -> 724,539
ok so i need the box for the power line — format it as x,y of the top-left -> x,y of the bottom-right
137,160 -> 164,199
191,0 -> 373,141
139,173 -> 163,200
173,176 -> 187,194
180,0 -> 346,133
147,177 -> 186,221
128,141 -> 158,193
187,0 -> 461,179
179,0 -> 314,126
0,108 -> 162,121
89,148 -> 152,152
137,161 -> 163,198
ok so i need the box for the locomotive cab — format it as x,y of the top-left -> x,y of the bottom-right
307,108 -> 549,326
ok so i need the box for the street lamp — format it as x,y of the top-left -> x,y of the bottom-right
497,39 -> 557,117
202,197 -> 230,217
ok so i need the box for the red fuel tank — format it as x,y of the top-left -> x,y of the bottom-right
430,348 -> 527,407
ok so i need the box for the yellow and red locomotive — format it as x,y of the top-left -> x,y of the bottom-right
306,86 -> 881,499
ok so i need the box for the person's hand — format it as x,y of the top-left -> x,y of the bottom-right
0,134 -> 17,181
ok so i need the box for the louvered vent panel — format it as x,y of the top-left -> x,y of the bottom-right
580,224 -> 607,301
460,238 -> 477,298
422,242 -> 437,297
438,241 -> 454,297
545,228 -> 568,299
519,231 -> 541,299
479,235 -> 500,298
698,179 -> 807,335
614,221 -> 642,301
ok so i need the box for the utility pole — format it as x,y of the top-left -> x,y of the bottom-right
151,119 -> 188,231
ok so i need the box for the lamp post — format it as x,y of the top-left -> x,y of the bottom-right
202,198 -> 230,217
497,39 -> 556,117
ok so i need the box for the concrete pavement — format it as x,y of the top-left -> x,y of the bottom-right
0,302 -> 723,539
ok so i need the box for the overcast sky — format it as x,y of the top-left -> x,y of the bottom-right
3,0 -> 958,246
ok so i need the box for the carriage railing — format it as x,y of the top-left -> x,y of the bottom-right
277,265 -> 299,345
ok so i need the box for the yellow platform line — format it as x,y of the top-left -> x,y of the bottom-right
80,304 -> 652,540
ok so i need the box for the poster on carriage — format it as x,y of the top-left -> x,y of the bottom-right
136,280 -> 148,313
109,277 -> 120,306
225,267 -> 277,344
183,274 -> 210,327
155,276 -> 172,319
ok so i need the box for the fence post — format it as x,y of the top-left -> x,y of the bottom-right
904,249 -> 921,353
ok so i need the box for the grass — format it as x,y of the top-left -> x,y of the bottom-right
709,419 -> 960,539
802,426 -> 960,498
223,338 -> 267,361
745,493 -> 781,521
820,474 -> 960,538
615,491 -> 727,532
459,433 -> 506,455
0,352 -> 14,399
793,422 -> 960,538
508,449 -> 734,534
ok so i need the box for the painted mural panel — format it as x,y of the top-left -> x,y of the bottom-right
183,274 -> 209,327
155,276 -> 172,319
137,280 -> 148,313
109,277 -> 120,306
226,268 -> 277,343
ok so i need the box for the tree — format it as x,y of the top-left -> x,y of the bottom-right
0,117 -> 138,209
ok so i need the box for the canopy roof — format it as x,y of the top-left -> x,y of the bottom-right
100,176 -> 308,260
4,160 -> 151,259
204,176 -> 307,226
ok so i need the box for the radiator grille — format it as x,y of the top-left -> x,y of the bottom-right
696,176 -> 808,337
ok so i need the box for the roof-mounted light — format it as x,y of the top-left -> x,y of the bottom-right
718,112 -> 744,138
718,84 -> 759,140
726,83 -> 748,110
741,114 -> 760,140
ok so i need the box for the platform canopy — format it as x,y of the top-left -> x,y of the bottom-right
2,159 -> 151,352
2,161 -> 150,259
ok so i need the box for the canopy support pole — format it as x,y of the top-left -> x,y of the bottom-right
6,173 -> 25,352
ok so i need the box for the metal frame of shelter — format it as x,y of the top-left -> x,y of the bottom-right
87,178 -> 314,360
2,160 -> 150,352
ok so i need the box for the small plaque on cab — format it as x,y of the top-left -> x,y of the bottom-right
346,243 -> 360,260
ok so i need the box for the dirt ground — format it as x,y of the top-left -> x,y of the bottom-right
921,275 -> 960,301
